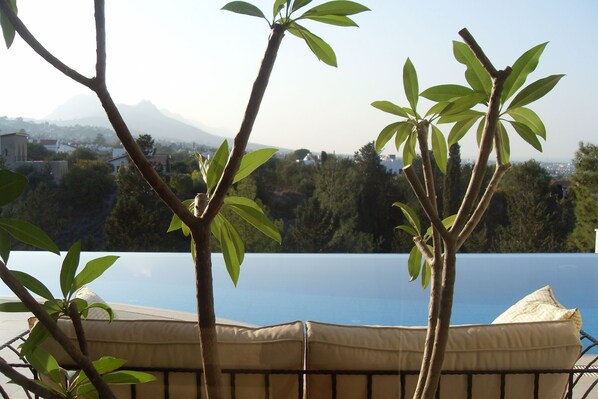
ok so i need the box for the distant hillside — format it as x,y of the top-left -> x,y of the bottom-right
46,95 -> 230,148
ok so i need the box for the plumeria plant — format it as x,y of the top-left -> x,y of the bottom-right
0,1 -> 368,398
372,29 -> 561,398
0,169 -> 155,399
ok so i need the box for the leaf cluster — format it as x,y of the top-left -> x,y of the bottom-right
373,42 -> 562,172
223,0 -> 369,66
167,141 -> 281,285
373,39 -> 562,288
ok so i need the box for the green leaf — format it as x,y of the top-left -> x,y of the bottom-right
207,140 -> 229,192
0,228 -> 9,263
0,169 -> 27,206
392,201 -> 421,235
395,123 -> 413,151
440,92 -> 487,117
420,84 -> 473,102
224,196 -> 281,243
430,125 -> 448,174
395,224 -> 417,237
497,122 -> 511,164
507,107 -> 546,139
300,1 -> 369,17
507,74 -> 564,110
407,246 -> 422,282
167,200 -> 194,234
60,241 -> 81,298
219,216 -> 244,285
102,370 -> 156,384
0,219 -> 59,254
21,322 -> 50,356
403,58 -> 418,112
10,270 -> 54,301
371,100 -> 409,118
0,301 -> 29,312
234,148 -> 277,184
508,120 -> 543,152
92,357 -> 127,375
85,303 -> 115,322
402,131 -> 417,166
437,110 -> 484,124
374,122 -> 403,152
292,0 -> 313,13
424,102 -> 450,118
300,14 -> 358,26
502,42 -> 548,103
25,347 -> 62,385
453,41 -> 492,96
421,261 -> 431,289
73,256 -> 119,292
288,23 -> 337,67
222,1 -> 267,20
273,0 -> 286,17
0,0 -> 17,49
447,116 -> 480,147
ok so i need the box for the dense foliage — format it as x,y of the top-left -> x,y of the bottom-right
1,136 -> 589,253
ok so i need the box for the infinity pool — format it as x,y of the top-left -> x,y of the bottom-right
2,252 -> 596,334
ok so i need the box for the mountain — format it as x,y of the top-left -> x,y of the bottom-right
45,95 -> 232,148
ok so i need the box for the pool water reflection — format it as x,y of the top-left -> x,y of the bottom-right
2,252 -> 596,333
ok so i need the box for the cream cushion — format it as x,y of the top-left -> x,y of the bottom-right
492,285 -> 582,331
306,320 -> 581,399
43,319 -> 304,399
74,287 -> 117,320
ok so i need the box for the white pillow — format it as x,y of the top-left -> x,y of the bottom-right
492,285 -> 581,331
75,287 -> 117,320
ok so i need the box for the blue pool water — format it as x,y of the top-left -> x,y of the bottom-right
1,252 -> 596,334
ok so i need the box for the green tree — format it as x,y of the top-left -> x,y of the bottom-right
68,147 -> 98,164
568,142 -> 598,252
106,165 -> 187,251
27,142 -> 50,161
136,134 -> 155,156
493,160 -> 568,252
442,143 -> 461,218
62,160 -> 115,208
169,172 -> 194,197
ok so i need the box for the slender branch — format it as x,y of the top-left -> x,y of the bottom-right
456,162 -> 510,248
403,165 -> 449,239
413,237 -> 434,265
0,357 -> 63,399
0,0 -> 92,87
192,193 -> 223,399
202,24 -> 285,222
94,0 -> 107,83
68,303 -> 88,357
458,28 -> 497,78
452,69 -> 510,234
93,88 -> 197,228
0,262 -> 115,399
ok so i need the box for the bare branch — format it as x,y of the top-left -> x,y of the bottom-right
456,162 -> 510,248
0,357 -> 63,399
452,69 -> 510,234
458,28 -> 498,78
94,0 -> 107,83
68,303 -> 88,357
203,24 -> 285,222
0,0 -> 92,87
403,166 -> 449,239
414,237 -> 434,266
94,89 -> 197,228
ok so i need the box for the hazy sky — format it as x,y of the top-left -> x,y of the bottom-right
0,1 -> 596,161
